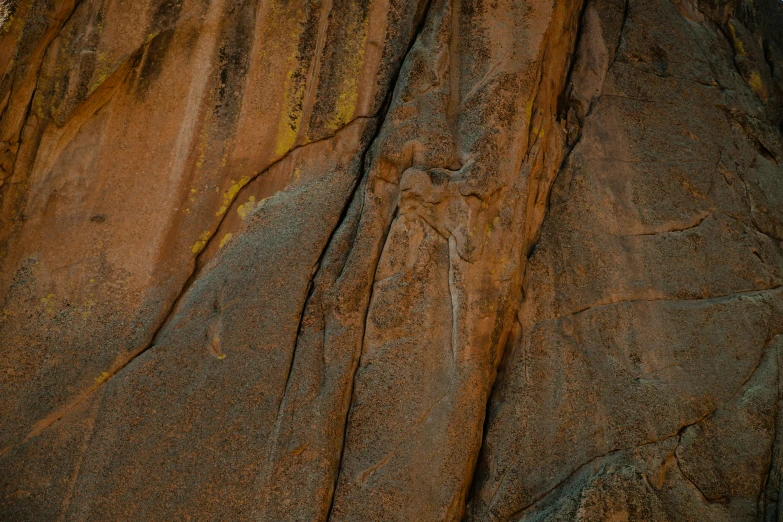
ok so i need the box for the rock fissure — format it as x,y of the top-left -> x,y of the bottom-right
673,437 -> 729,505
608,0 -> 629,72
500,433 -> 680,522
480,286 -> 782,520
608,210 -> 713,236
323,4 -> 437,519
542,285 -> 783,325
501,356 -> 775,522
464,0 -> 592,517
2,115 -> 379,458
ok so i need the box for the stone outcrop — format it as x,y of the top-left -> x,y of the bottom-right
0,0 -> 782,520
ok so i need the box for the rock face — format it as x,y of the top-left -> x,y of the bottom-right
0,0 -> 781,519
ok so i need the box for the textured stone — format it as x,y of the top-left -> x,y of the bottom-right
1,0 -> 782,520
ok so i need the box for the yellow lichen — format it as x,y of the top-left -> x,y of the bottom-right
728,23 -> 746,56
747,72 -> 764,95
95,371 -> 112,385
328,54 -> 364,132
275,65 -> 304,156
237,196 -> 257,220
1,14 -> 15,34
81,297 -> 97,318
88,52 -> 113,94
195,125 -> 213,170
215,176 -> 251,216
219,232 -> 233,249
485,217 -> 500,237
271,2 -> 317,157
191,230 -> 212,254
326,12 -> 369,133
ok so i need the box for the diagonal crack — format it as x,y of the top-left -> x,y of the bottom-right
256,123 -> 377,512
325,200 -> 402,520
501,434 -> 679,522
543,285 -> 783,325
448,236 -> 460,366
608,211 -> 712,237
2,115 -> 375,458
352,391 -> 449,488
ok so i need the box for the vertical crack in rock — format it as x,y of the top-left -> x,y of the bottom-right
760,366 -> 778,517
465,0 -> 783,518
672,448 -> 724,505
248,2 -> 437,520
297,0 -> 333,141
448,236 -> 460,365
324,0 -> 588,519
274,118 -> 381,446
608,0 -> 629,72
464,0 -> 589,514
324,200 -> 403,521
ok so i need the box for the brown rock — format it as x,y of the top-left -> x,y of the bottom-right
0,0 -> 781,520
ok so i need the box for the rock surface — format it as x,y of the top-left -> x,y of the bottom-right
0,0 -> 781,520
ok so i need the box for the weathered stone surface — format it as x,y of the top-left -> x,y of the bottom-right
0,0 -> 781,520
470,0 -> 783,520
